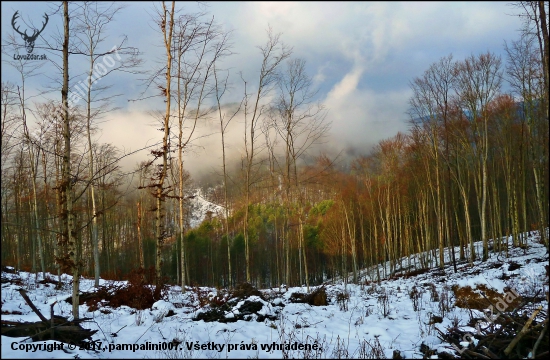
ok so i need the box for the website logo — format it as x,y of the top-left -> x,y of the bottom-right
11,11 -> 48,59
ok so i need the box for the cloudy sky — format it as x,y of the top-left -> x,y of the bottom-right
1,2 -> 525,181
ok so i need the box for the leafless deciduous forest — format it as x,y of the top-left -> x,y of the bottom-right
1,2 -> 548,321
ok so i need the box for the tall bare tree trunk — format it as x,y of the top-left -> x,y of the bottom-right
14,160 -> 22,273
29,140 -> 44,278
176,43 -> 186,292
61,1 -> 79,319
137,201 -> 144,267
20,81 -> 45,278
343,203 -> 357,283
155,1 -> 175,286
85,56 -> 100,287
481,117 -> 489,260
214,67 -> 237,288
538,2 -> 549,122
242,30 -> 291,284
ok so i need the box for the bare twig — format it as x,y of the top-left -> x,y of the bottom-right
504,305 -> 543,356
531,317 -> 548,359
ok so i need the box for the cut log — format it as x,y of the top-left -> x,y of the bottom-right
2,319 -> 97,343
17,289 -> 48,322
2,290 -> 97,345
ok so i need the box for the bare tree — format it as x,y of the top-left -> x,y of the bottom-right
59,0 -> 81,319
152,0 -> 175,286
172,13 -> 231,291
240,27 -> 291,284
135,160 -> 152,269
408,54 -> 458,269
454,52 -> 502,261
1,82 -> 19,174
505,32 -> 548,248
71,1 -> 141,287
3,13 -> 50,278
0,83 -> 19,265
513,2 -> 549,121
272,57 -> 329,290
214,66 -> 241,288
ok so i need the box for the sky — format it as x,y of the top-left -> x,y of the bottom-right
1,2 -> 526,183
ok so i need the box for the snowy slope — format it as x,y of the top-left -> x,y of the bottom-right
186,189 -> 225,229
1,232 -> 548,359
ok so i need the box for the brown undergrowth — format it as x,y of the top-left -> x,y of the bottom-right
68,267 -> 167,311
452,284 -> 523,310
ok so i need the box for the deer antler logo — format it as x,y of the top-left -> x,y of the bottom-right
12,11 -> 48,54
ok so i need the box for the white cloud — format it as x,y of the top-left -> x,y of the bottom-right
1,1 -> 526,178
326,66 -> 363,101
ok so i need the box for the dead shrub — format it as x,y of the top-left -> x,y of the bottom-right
452,284 -> 522,310
135,310 -> 145,326
336,291 -> 350,311
439,285 -> 452,317
428,283 -> 439,302
419,342 -> 436,358
309,286 -> 328,306
108,268 -> 167,310
289,292 -> 307,303
377,289 -> 391,317
67,283 -> 123,310
209,291 -> 230,308
190,286 -> 212,308
366,284 -> 378,295
231,283 -> 264,300
331,335 -> 350,359
192,283 -> 262,311
409,287 -> 424,312
74,268 -> 167,311
428,314 -> 443,325
363,337 -> 385,359
289,286 -> 327,306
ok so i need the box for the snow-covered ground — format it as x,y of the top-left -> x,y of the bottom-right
2,232 -> 548,359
